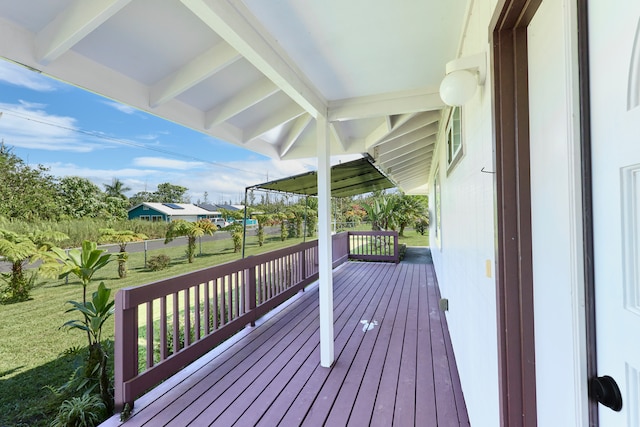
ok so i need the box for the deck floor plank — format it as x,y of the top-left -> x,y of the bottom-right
163,263 -> 372,427
415,263 -> 438,425
298,263 -> 400,426
323,263 -> 405,427
208,263 -> 384,426
275,263 -> 394,426
101,255 -> 469,427
394,265 -> 419,426
369,264 -> 413,427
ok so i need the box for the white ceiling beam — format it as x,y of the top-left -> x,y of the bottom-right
378,144 -> 434,165
388,150 -> 433,167
279,114 -> 313,158
181,0 -> 327,118
397,177 -> 430,191
389,113 -> 415,129
35,0 -> 133,65
363,119 -> 393,151
363,113 -> 416,150
328,87 -> 444,122
243,102 -> 306,142
330,123 -> 349,152
386,167 -> 432,186
377,111 -> 441,145
150,42 -> 241,108
379,151 -> 432,172
205,77 -> 279,128
376,135 -> 436,161
372,125 -> 438,158
386,157 -> 433,176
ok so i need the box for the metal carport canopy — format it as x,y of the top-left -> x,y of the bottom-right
249,157 -> 395,198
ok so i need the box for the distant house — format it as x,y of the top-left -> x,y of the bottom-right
128,203 -> 221,223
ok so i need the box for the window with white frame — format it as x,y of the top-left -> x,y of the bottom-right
446,107 -> 463,168
139,215 -> 150,221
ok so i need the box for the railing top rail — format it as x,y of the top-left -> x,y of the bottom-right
117,237 -> 335,309
347,230 -> 397,236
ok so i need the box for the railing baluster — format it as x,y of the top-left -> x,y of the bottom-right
172,293 -> 179,354
184,288 -> 191,347
204,282 -> 210,335
194,284 -> 201,341
235,271 -> 240,319
220,276 -> 226,326
146,301 -> 153,369
160,296 -> 167,361
213,278 -> 219,330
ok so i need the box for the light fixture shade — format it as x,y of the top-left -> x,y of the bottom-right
439,69 -> 478,106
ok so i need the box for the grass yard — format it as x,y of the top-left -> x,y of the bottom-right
0,228 -> 428,426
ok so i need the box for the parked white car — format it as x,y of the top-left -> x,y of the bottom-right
212,218 -> 230,228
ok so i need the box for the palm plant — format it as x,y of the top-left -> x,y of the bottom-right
98,228 -> 147,278
103,178 -> 130,200
46,241 -> 112,307
164,219 -> 216,263
364,195 -> 398,231
43,241 -> 115,415
393,194 -> 428,236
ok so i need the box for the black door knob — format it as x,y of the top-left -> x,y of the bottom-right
589,375 -> 623,412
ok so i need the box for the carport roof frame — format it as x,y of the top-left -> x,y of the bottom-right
248,156 -> 395,198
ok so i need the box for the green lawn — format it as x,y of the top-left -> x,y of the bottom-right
0,228 -> 428,426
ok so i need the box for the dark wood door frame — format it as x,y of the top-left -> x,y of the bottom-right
491,1 -> 542,426
491,0 -> 596,426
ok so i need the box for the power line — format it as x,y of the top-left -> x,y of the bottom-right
0,108 -> 273,178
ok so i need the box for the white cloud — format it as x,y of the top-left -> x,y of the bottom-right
0,101 -> 104,152
0,60 -> 59,92
101,100 -> 139,115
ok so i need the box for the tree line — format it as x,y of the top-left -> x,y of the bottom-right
0,143 -> 190,222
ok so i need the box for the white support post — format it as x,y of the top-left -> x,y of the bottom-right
316,115 -> 334,367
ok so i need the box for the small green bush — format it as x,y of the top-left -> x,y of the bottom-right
51,393 -> 106,427
399,243 -> 408,260
414,218 -> 429,236
147,254 -> 171,271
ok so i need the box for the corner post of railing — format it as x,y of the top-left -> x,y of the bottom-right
394,231 -> 399,263
114,289 -> 138,412
246,257 -> 257,326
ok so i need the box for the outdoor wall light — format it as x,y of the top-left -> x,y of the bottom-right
439,52 -> 486,106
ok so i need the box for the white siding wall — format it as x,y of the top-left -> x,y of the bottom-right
429,1 -> 499,425
430,0 -> 588,425
528,0 -> 588,425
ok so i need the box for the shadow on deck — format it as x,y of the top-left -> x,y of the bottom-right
102,247 -> 468,426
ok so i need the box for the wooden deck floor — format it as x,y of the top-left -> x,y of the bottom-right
102,257 -> 469,427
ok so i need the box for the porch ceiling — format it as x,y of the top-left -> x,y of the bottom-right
0,0 -> 469,194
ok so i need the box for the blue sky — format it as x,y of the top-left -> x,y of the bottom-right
0,59 -> 318,204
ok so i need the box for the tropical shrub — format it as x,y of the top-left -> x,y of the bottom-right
147,254 -> 171,271
0,227 -> 67,303
415,217 -> 429,236
51,393 -> 106,427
